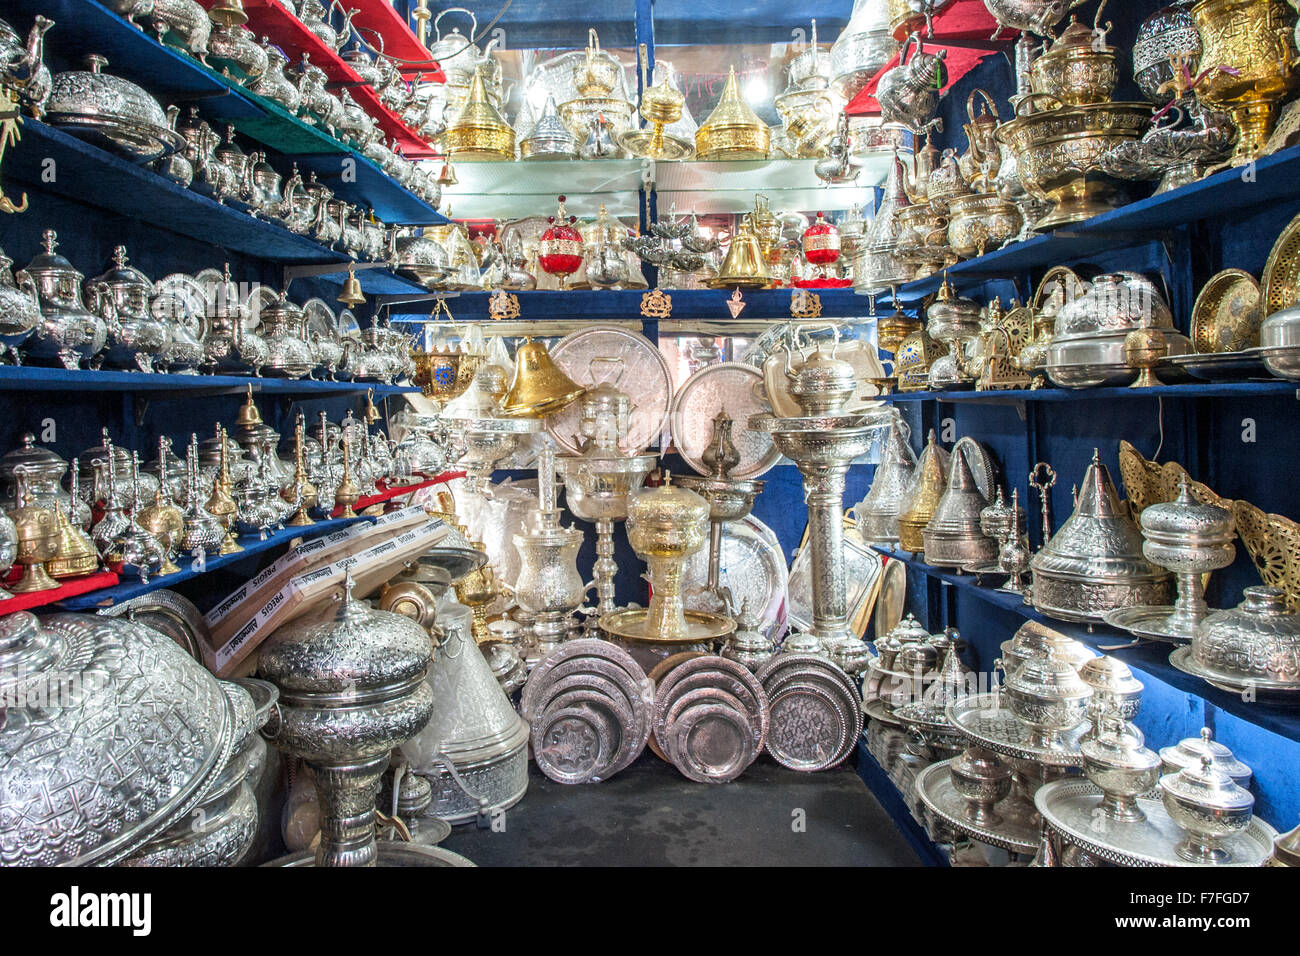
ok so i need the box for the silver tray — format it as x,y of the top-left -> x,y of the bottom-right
547,325 -> 672,456
952,436 -> 998,502
1103,605 -> 1195,644
671,362 -> 781,479
915,760 -> 1040,854
1170,646 -> 1300,703
1164,351 -> 1272,382
765,679 -> 853,771
682,513 -> 789,640
788,531 -> 882,635
863,695 -> 903,729
1035,779 -> 1276,867
873,558 -> 907,639
946,693 -> 1086,767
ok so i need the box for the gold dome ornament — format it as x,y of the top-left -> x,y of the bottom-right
706,215 -> 772,289
695,66 -> 771,161
443,72 -> 515,161
621,54 -> 695,160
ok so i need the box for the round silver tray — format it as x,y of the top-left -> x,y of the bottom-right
862,696 -> 904,729
547,325 -> 672,456
1170,646 -> 1300,703
915,760 -> 1040,854
1103,605 -> 1196,644
682,513 -> 789,640
671,362 -> 781,479
952,436 -> 998,502
1164,351 -> 1272,382
1035,779 -> 1276,867
946,693 -> 1086,767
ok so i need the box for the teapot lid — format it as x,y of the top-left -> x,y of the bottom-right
91,245 -> 153,293
1081,715 -> 1160,771
21,229 -> 83,280
0,432 -> 67,479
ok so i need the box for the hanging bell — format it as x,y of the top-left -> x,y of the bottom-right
436,159 -> 459,187
500,338 -> 586,418
207,0 -> 249,26
235,384 -> 263,428
337,263 -> 366,308
706,215 -> 771,289
362,388 -> 381,425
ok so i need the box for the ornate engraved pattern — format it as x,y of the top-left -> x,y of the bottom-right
1233,499 -> 1300,610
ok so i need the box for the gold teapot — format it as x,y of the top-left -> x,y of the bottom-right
6,467 -> 60,593
1027,11 -> 1118,106
1193,0 -> 1299,165
574,29 -> 621,97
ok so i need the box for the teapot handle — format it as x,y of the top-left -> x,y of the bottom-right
966,87 -> 999,124
433,6 -> 478,42
899,32 -> 922,67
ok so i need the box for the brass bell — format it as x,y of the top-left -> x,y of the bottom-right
207,0 -> 249,26
437,159 -> 459,187
337,264 -> 366,308
500,338 -> 586,418
707,215 -> 772,289
235,384 -> 262,428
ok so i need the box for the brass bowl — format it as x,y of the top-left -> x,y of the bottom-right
996,100 -> 1151,230
1029,46 -> 1118,108
946,193 -> 1023,259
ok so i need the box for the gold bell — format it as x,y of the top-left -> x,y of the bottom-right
362,388 -> 381,425
338,264 -> 366,308
500,338 -> 586,418
707,215 -> 772,289
437,159 -> 459,187
235,384 -> 262,428
207,0 -> 249,26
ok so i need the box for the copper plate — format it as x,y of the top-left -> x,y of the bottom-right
646,651 -> 706,761
531,703 -> 619,784
1191,270 -> 1263,353
671,702 -> 758,783
652,656 -> 769,757
522,656 -> 652,775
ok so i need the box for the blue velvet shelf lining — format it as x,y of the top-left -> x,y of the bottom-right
0,366 -> 420,395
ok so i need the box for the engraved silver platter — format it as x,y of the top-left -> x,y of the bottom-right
863,695 -> 904,729
671,362 -> 781,479
915,760 -> 1039,854
1104,604 -> 1195,644
524,657 -> 650,777
671,700 -> 758,783
952,436 -> 998,502
682,513 -> 789,640
946,693 -> 1086,767
765,680 -> 852,771
1170,646 -> 1300,704
1164,351 -> 1271,382
532,702 -> 620,784
788,529 -> 883,635
873,558 -> 907,639
652,655 -> 769,758
546,325 -> 672,456
1035,779 -> 1276,867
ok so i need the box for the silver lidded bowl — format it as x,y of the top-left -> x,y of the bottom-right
948,745 -> 1013,827
1258,299 -> 1300,381
998,651 -> 1093,749
1160,752 -> 1256,864
0,611 -> 235,865
1188,586 -> 1300,693
1030,449 -> 1173,623
1159,726 -> 1253,787
998,619 -> 1095,678
258,576 -> 437,867
45,55 -> 184,162
1080,715 -> 1162,822
1078,655 -> 1144,723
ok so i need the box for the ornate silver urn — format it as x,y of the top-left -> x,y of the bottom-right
851,411 -> 915,545
259,576 -> 441,867
16,229 -> 108,369
750,347 -> 889,674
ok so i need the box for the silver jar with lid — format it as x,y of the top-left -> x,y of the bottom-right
86,245 -> 169,372
15,229 -> 108,369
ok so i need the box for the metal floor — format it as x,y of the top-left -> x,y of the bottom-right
439,753 -> 922,867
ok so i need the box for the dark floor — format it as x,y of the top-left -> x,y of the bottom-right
439,753 -> 922,867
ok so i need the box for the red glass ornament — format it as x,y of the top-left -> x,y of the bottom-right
801,211 -> 841,269
538,195 -> 584,285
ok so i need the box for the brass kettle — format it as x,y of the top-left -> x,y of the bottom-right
500,338 -> 586,418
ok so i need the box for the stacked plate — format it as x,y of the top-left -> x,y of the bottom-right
755,654 -> 864,772
520,639 -> 654,785
651,655 -> 770,784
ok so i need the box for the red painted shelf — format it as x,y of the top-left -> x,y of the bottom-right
208,0 -> 436,156
348,0 -> 446,79
0,571 -> 121,617
327,470 -> 465,517
845,0 -> 1014,116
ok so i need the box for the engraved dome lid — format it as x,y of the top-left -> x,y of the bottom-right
1158,727 -> 1252,786
259,576 -> 434,695
0,433 -> 67,482
1077,655 -> 1144,700
0,612 -> 234,866
1160,751 -> 1254,814
1080,716 -> 1160,773
1139,474 -> 1234,546
1053,272 -> 1174,339
1191,586 -> 1300,689
1031,449 -> 1171,585
47,54 -> 169,130
627,472 -> 709,531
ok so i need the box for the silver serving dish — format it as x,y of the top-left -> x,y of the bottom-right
0,612 -> 235,865
652,655 -> 769,783
998,620 -> 1095,678
1078,655 -> 1143,722
1259,302 -> 1300,380
999,652 -> 1093,750
16,229 -> 108,369
1036,779 -> 1274,867
916,758 -> 1038,854
675,362 -> 781,479
1031,450 -> 1173,624
755,653 -> 862,772
947,692 -> 1087,768
402,601 -> 529,823
1160,753 -> 1257,864
1174,586 -> 1300,696
46,55 -> 184,162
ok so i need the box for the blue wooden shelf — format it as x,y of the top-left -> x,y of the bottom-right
855,739 -> 949,867
882,381 -> 1299,404
881,142 -> 1300,303
5,0 -> 445,225
58,514 -> 375,611
872,546 -> 1300,745
0,365 -> 420,395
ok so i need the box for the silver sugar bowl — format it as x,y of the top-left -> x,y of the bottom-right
998,651 -> 1093,748
948,746 -> 1013,827
1080,715 -> 1162,822
1160,752 -> 1256,864
1159,727 -> 1253,788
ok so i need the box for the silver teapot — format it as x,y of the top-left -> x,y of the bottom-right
87,246 -> 168,372
16,230 -> 107,369
295,55 -> 345,135
259,292 -> 315,378
201,265 -> 268,374
206,23 -> 267,82
176,108 -> 238,201
246,151 -> 285,220
296,0 -> 357,52
278,164 -> 319,234
875,34 -> 947,133
0,245 -> 41,363
249,39 -> 302,113
982,0 -> 1083,36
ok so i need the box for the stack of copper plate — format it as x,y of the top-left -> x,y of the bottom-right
650,655 -> 769,784
755,654 -> 863,772
520,639 -> 654,784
